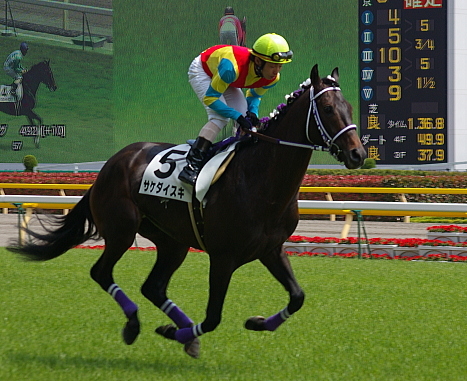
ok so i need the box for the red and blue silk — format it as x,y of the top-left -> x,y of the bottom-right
200,45 -> 280,120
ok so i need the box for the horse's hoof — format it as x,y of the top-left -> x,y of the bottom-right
155,324 -> 177,340
184,337 -> 200,359
245,316 -> 267,331
122,313 -> 141,345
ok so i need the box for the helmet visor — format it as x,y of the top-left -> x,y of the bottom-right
253,49 -> 293,63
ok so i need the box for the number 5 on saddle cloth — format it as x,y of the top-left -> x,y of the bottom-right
139,141 -> 239,204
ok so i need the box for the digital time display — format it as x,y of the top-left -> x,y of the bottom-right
359,0 -> 447,164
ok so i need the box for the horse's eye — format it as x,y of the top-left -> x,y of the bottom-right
323,106 -> 333,114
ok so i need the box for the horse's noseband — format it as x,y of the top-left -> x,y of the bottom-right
306,86 -> 357,159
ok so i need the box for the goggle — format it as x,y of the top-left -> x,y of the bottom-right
253,50 -> 293,62
270,50 -> 293,62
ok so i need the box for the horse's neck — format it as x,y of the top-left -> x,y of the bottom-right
264,141 -> 311,191
23,69 -> 40,94
255,94 -> 314,196
266,93 -> 310,142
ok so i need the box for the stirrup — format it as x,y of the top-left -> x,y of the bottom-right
178,167 -> 197,186
179,162 -> 199,186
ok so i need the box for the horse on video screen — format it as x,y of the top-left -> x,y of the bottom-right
0,59 -> 57,126
9,65 -> 366,358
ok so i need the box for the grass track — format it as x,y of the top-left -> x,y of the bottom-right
3,248 -> 467,380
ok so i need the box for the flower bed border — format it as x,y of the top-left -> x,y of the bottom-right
75,238 -> 467,262
283,235 -> 467,262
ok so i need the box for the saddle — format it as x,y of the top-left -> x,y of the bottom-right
139,136 -> 248,204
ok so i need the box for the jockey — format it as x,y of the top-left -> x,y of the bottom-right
179,33 -> 293,186
4,42 -> 28,95
219,6 -> 245,46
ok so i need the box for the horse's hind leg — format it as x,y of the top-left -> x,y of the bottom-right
138,221 -> 199,356
146,237 -> 237,357
245,246 -> 305,332
156,254 -> 236,354
90,212 -> 141,345
26,110 -> 42,125
26,112 -> 42,147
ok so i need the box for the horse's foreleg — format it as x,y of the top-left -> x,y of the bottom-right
25,112 -> 42,147
245,247 -> 305,332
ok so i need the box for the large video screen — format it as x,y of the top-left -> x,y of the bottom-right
0,0 -> 359,166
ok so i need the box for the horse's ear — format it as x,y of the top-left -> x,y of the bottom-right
331,67 -> 339,82
310,64 -> 320,89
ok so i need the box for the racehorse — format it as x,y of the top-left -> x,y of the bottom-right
0,60 -> 57,145
8,65 -> 366,359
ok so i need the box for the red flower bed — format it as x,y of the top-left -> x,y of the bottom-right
301,174 -> 467,203
301,175 -> 394,202
427,225 -> 467,233
0,172 -> 98,196
285,250 -> 467,262
74,235 -> 467,262
287,235 -> 433,247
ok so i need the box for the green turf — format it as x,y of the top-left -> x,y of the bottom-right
2,248 -> 467,380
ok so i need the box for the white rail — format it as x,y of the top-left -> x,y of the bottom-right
4,195 -> 466,212
9,0 -> 113,16
4,196 -> 467,242
297,200 -> 467,214
0,195 -> 82,204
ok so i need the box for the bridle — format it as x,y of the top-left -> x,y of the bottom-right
307,85 -> 357,158
27,61 -> 56,91
241,84 -> 357,159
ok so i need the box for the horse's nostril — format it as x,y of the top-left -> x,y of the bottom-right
347,148 -> 366,168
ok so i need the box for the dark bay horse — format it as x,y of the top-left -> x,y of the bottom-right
9,65 -> 366,358
0,60 -> 57,129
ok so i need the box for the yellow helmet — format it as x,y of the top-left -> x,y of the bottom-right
251,33 -> 293,63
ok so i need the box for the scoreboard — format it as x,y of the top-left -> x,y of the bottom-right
359,0 -> 447,164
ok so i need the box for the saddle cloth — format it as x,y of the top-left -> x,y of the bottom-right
0,84 -> 22,102
139,142 -> 238,203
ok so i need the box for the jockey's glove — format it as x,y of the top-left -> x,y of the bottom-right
236,115 -> 252,131
246,111 -> 259,127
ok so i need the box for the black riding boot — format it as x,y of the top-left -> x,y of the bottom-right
178,137 -> 212,186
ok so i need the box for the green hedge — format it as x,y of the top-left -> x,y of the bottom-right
306,169 -> 467,176
302,169 -> 467,221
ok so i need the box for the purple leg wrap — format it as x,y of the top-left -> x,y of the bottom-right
264,307 -> 291,331
108,284 -> 138,318
160,299 -> 194,328
174,323 -> 203,344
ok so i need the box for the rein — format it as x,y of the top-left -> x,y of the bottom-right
242,85 -> 357,158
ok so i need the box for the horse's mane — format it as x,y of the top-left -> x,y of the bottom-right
212,75 -> 339,151
28,60 -> 49,71
259,75 -> 340,130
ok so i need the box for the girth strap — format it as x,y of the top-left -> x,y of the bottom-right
188,189 -> 207,252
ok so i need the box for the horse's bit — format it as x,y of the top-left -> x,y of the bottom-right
306,86 -> 357,158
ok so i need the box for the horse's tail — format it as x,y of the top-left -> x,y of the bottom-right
7,190 -> 100,261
